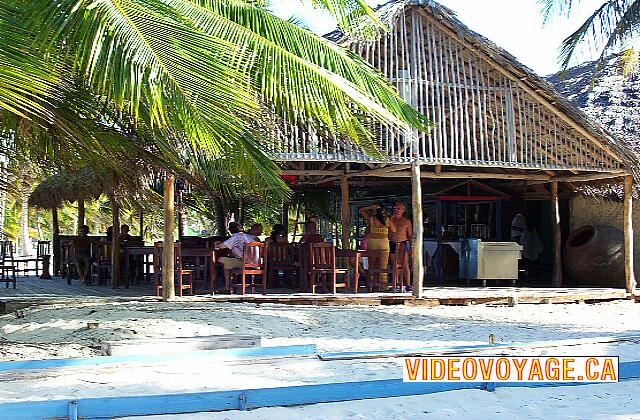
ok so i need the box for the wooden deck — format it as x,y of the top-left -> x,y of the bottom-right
0,276 -> 632,312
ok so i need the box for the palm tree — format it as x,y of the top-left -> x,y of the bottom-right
541,0 -> 640,75
6,0 -> 428,157
2,0 -> 433,298
2,0 -> 432,219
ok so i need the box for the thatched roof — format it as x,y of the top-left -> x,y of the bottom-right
546,54 -> 640,198
548,53 -> 640,149
325,0 -> 640,179
29,167 -> 115,209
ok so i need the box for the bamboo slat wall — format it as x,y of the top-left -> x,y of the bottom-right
266,7 -> 622,173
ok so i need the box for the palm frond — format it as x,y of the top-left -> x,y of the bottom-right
594,1 -> 640,67
34,0 -> 258,157
0,2 -> 59,121
558,1 -> 624,71
175,0 -> 430,139
549,0 -> 640,77
539,0 -> 580,23
308,0 -> 383,40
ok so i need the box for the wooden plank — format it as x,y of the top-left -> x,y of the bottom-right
366,171 -> 551,181
551,181 -> 562,287
101,335 -> 261,356
280,170 -> 343,176
350,164 -> 412,177
0,345 -> 315,373
550,172 -> 626,183
319,334 -> 640,361
624,175 -> 636,294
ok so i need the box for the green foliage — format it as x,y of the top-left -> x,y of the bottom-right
540,0 -> 640,75
0,0 -> 433,245
0,2 -> 59,120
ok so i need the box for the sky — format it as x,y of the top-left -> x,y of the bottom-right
269,0 -> 613,76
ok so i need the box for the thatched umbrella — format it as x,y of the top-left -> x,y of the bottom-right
30,167 -> 114,224
29,167 -> 116,277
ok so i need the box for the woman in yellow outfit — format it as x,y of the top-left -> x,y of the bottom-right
359,204 -> 396,290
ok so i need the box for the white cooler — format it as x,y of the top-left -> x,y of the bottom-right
459,239 -> 523,286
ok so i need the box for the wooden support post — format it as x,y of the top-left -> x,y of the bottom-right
177,210 -> 184,240
624,176 -> 636,294
551,182 -> 562,287
281,202 -> 289,235
110,193 -> 121,289
52,207 -> 60,276
495,199 -> 503,241
77,198 -> 85,232
411,162 -> 424,298
163,174 -> 175,301
341,176 -> 350,250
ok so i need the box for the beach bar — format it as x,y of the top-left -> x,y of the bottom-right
272,0 -> 639,297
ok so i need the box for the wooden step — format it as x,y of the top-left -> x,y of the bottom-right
101,334 -> 261,356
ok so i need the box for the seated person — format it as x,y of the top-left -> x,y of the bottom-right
120,224 -> 132,243
106,226 -> 113,242
299,221 -> 324,244
246,223 -> 263,241
216,222 -> 256,288
266,224 -> 288,244
72,225 -> 94,285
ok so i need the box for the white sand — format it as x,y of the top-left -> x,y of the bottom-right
0,300 -> 639,418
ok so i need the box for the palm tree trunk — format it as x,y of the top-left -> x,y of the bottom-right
110,193 -> 120,288
36,211 -> 43,240
19,177 -> 30,256
237,198 -> 244,226
138,208 -> 144,240
77,198 -> 85,231
213,197 -> 225,235
163,174 -> 175,301
52,207 -> 60,276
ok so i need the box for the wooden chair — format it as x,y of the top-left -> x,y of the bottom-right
229,242 -> 267,295
298,242 -> 312,291
336,248 -> 359,293
36,241 -> 51,276
364,243 -> 408,292
0,240 -> 17,288
309,243 -> 349,294
154,242 -> 194,297
12,240 -> 51,276
181,249 -> 214,292
90,241 -> 112,285
60,239 -> 76,284
267,243 -> 298,288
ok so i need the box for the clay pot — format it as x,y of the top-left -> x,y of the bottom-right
564,225 -> 624,287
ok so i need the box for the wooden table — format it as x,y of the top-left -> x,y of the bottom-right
124,246 -> 154,289
181,247 -> 218,294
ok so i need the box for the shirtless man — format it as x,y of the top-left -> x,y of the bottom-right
389,202 -> 412,244
389,202 -> 412,291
